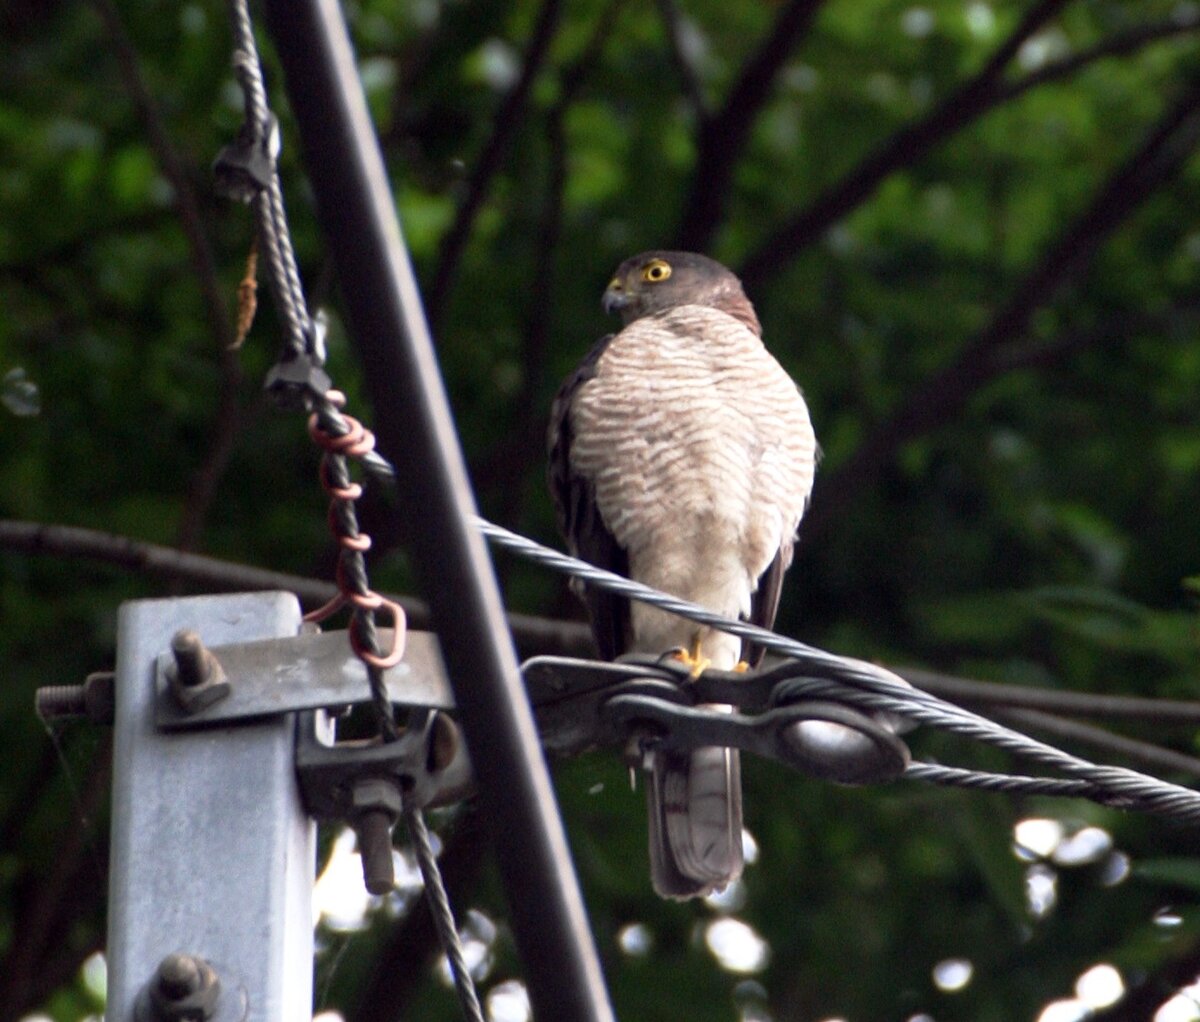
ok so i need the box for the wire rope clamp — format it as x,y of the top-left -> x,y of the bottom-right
524,654 -> 909,783
296,709 -> 472,892
212,111 -> 279,203
263,350 -> 332,411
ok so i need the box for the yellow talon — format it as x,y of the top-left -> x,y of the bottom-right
672,636 -> 711,678
733,660 -> 750,674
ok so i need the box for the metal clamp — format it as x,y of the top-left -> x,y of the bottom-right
295,708 -> 471,892
153,629 -> 453,730
604,685 -> 909,784
262,351 -> 332,411
522,654 -> 910,785
212,112 -> 278,203
296,709 -> 470,815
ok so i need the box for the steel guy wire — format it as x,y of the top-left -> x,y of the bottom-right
227,10 -> 309,360
902,763 -> 1109,799
404,806 -> 486,1022
221,3 -> 486,1017
225,0 -> 397,738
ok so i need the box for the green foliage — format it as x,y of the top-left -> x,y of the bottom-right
4,0 -> 1200,1020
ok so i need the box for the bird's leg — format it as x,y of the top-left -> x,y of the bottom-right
671,634 -> 711,678
733,661 -> 750,674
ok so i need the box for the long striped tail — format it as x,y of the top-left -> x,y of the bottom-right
646,743 -> 743,900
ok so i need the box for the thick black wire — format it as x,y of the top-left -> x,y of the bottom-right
223,2 -> 484,1017
903,763 -> 1113,800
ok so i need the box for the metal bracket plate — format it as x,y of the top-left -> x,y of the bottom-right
154,629 -> 451,729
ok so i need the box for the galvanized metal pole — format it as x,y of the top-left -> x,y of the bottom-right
260,4 -> 615,1021
106,592 -> 313,1022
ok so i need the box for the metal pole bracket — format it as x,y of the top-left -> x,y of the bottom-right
153,629 -> 454,730
295,708 -> 473,818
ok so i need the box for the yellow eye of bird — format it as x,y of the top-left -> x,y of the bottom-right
641,259 -> 672,283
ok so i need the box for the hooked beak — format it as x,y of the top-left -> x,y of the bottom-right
602,279 -> 630,317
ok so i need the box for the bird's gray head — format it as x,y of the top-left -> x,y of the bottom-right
601,251 -> 761,335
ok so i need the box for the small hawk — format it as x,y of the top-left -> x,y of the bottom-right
548,250 -> 817,899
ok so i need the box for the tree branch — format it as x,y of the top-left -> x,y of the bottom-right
738,0 -> 1072,289
675,0 -> 827,252
470,0 -> 624,505
984,305 -> 1200,377
799,80 -> 1200,545
904,666 -> 1200,724
998,10 -> 1200,106
992,707 -> 1200,780
9,519 -> 1200,732
653,0 -> 710,118
425,0 -> 563,332
487,81 -> 569,543
0,519 -> 597,659
89,0 -> 246,556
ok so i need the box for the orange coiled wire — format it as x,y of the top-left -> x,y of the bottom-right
302,392 -> 406,671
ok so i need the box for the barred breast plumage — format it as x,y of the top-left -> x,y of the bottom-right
569,304 -> 815,668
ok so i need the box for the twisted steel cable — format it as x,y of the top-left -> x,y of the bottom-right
404,807 -> 486,1022
227,3 -> 310,359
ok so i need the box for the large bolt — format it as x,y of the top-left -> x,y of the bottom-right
171,630 -> 213,688
156,953 -> 202,999
357,809 -> 396,895
35,685 -> 87,721
351,778 -> 403,895
35,672 -> 115,725
147,952 -> 220,1021
166,630 -> 230,714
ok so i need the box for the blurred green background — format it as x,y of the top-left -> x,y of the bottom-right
4,1 -> 1200,1019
